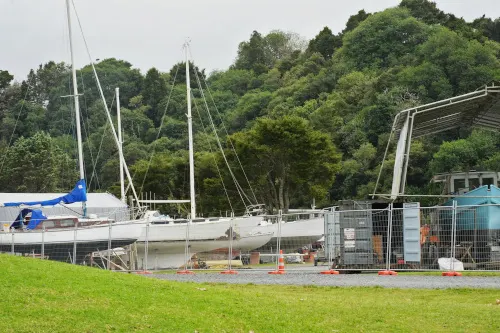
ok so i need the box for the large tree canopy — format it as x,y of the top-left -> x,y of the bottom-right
230,116 -> 341,212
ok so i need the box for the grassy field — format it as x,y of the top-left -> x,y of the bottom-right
1,254 -> 499,332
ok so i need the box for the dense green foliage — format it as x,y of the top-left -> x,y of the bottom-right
1,0 -> 500,215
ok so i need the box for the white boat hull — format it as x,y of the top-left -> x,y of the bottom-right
255,216 -> 325,252
0,221 -> 143,262
135,215 -> 268,269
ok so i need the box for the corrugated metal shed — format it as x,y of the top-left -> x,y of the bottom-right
0,192 -> 129,224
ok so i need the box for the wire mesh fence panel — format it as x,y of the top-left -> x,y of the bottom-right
323,207 -> 390,271
322,204 -> 459,272
234,210 -> 326,272
135,210 -> 327,273
4,202 -> 500,274
453,203 -> 500,271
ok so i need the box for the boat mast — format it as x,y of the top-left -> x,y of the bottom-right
185,42 -> 196,219
66,0 -> 86,216
116,87 -> 125,203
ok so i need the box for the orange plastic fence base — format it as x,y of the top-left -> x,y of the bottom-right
176,270 -> 195,275
220,270 -> 239,275
268,270 -> 285,275
442,271 -> 462,276
135,271 -> 152,275
378,270 -> 398,276
320,270 -> 340,275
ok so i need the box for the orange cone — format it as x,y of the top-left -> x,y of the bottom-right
220,270 -> 238,275
320,269 -> 340,275
269,250 -> 285,275
136,270 -> 152,275
176,269 -> 195,275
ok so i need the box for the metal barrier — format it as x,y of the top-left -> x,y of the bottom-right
4,202 -> 498,274
322,202 -> 500,272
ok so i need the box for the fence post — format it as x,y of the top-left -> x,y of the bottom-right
144,218 -> 150,272
11,230 -> 14,255
277,209 -> 282,270
73,223 -> 77,265
107,220 -> 112,270
221,212 -> 238,274
327,212 -> 333,269
229,212 -> 234,271
451,200 -> 457,272
41,226 -> 45,260
385,203 -> 394,271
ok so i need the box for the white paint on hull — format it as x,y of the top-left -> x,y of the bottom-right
0,220 -> 143,245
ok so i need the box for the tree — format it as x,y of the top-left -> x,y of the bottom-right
78,58 -> 143,107
0,70 -> 13,90
307,27 -> 341,59
0,132 -> 77,192
472,16 -> 500,42
343,10 -> 371,33
22,62 -> 69,105
169,61 -> 206,88
142,67 -> 168,126
430,130 -> 498,174
230,116 -> 341,212
225,90 -> 272,132
264,30 -> 307,61
339,8 -> 430,70
208,69 -> 256,96
399,0 -> 446,25
416,27 -> 500,94
234,31 -> 270,74
234,30 -> 306,74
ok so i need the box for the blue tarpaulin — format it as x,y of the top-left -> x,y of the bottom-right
3,179 -> 87,207
11,208 -> 48,230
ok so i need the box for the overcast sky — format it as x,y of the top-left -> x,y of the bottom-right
1,0 -> 500,81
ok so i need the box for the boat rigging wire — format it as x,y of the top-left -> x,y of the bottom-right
189,47 -> 256,208
70,0 -> 142,210
191,92 -> 234,213
138,65 -> 180,195
188,47 -> 259,205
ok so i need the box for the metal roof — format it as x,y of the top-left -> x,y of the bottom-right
393,82 -> 500,140
0,192 -> 126,208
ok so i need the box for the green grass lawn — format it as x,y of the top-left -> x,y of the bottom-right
1,254 -> 499,333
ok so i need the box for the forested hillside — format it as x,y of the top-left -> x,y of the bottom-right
1,0 -> 500,216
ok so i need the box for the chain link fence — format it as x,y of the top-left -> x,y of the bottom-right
2,201 -> 498,274
323,201 -> 500,272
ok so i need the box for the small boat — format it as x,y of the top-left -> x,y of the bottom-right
0,210 -> 141,263
0,182 -> 142,263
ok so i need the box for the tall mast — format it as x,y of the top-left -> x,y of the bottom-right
116,87 -> 125,203
185,42 -> 196,219
66,0 -> 86,215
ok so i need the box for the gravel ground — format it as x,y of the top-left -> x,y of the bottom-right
150,270 -> 500,289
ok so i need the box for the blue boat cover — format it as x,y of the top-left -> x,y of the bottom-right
11,208 -> 48,230
3,179 -> 87,207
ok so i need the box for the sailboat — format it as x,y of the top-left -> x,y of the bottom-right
0,0 -> 142,263
134,44 -> 272,270
254,210 -> 326,253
